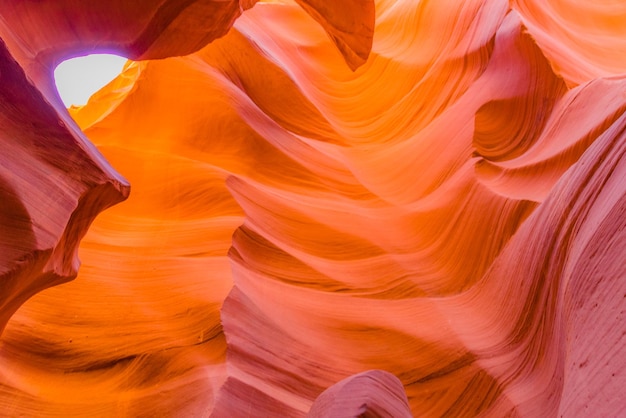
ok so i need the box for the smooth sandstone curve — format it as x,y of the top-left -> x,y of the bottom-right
0,0 -> 624,416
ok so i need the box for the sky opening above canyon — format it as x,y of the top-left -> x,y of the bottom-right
54,54 -> 127,107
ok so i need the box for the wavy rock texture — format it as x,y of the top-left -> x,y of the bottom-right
0,0 -> 624,417
0,34 -> 129,337
306,370 -> 412,417
512,0 -> 626,86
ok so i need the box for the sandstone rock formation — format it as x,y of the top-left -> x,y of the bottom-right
0,0 -> 624,416
307,370 -> 412,418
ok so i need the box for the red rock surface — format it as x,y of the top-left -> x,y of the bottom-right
0,0 -> 624,416
307,370 -> 412,418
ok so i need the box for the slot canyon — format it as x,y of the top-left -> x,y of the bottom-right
0,0 -> 624,416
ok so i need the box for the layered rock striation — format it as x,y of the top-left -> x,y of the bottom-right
0,0 -> 624,416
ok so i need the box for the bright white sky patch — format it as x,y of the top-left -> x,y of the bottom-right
54,54 -> 127,107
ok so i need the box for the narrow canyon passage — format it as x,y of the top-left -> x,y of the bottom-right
0,0 -> 624,416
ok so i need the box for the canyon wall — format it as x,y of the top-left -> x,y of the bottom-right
0,0 -> 624,416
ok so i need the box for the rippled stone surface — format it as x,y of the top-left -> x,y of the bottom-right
0,0 -> 624,416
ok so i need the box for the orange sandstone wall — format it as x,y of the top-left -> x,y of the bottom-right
0,0 -> 624,416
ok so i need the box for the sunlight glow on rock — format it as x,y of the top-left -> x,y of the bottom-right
0,0 -> 624,416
